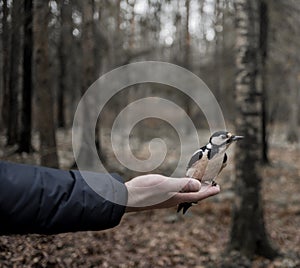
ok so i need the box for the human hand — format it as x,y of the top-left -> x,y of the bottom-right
125,174 -> 220,212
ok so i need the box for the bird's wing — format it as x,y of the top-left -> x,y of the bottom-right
217,153 -> 227,176
202,153 -> 225,182
186,149 -> 203,169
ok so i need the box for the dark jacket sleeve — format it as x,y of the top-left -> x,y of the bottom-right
0,161 -> 128,235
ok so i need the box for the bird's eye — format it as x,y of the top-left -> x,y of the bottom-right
221,134 -> 227,139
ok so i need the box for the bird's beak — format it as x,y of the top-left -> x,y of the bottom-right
231,135 -> 244,141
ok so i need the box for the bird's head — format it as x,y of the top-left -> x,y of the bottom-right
209,131 -> 243,152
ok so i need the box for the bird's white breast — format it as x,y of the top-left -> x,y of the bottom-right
202,152 -> 224,182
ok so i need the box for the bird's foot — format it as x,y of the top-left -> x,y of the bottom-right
211,180 -> 217,187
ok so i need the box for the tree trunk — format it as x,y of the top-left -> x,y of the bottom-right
57,73 -> 65,128
7,0 -> 22,146
57,0 -> 73,128
199,0 -> 207,55
18,0 -> 33,153
1,0 -> 9,132
259,0 -> 269,163
183,0 -> 192,126
214,0 -> 223,100
173,2 -> 182,64
128,0 -> 135,49
74,0 -> 104,170
184,0 -> 191,69
34,0 -> 59,168
287,67 -> 299,143
116,0 -> 121,32
229,0 -> 277,259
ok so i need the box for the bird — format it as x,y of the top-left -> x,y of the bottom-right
177,130 -> 243,214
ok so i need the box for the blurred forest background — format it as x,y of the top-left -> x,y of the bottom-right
0,0 -> 299,267
0,0 -> 299,166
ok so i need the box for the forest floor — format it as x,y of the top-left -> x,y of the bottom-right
0,128 -> 299,268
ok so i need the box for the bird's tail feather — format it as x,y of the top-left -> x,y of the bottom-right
177,202 -> 193,214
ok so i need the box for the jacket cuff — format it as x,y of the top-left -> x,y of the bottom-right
69,170 -> 128,232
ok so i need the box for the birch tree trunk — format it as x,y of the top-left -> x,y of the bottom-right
229,0 -> 277,259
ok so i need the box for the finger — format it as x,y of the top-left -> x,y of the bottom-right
168,178 -> 201,192
162,177 -> 201,193
175,184 -> 220,203
180,178 -> 201,192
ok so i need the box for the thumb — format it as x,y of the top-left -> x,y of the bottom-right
181,178 -> 201,192
156,177 -> 201,193
164,177 -> 201,193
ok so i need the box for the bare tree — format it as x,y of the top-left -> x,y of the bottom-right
1,0 -> 9,132
18,0 -> 34,153
128,0 -> 136,49
199,0 -> 208,55
287,64 -> 299,143
229,0 -> 277,259
7,0 -> 22,146
285,2 -> 300,143
184,0 -> 192,120
116,0 -> 122,33
259,0 -> 270,163
74,0 -> 104,170
184,0 -> 191,69
34,0 -> 59,167
57,0 -> 73,128
213,0 -> 223,100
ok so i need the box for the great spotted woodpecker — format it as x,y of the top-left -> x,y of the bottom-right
177,131 -> 243,214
